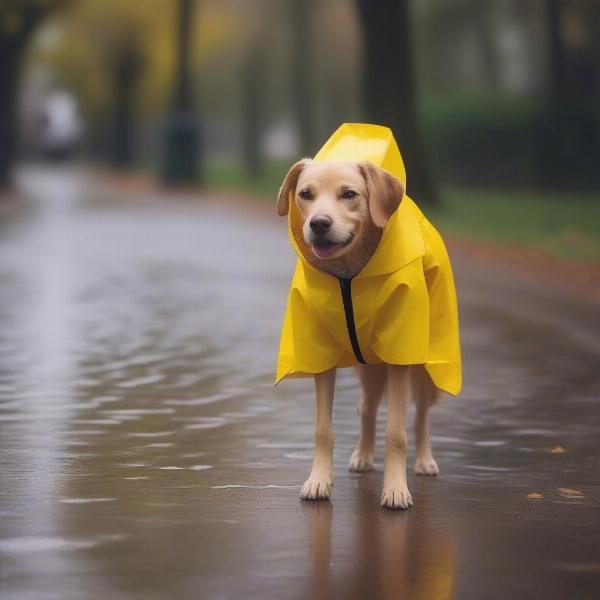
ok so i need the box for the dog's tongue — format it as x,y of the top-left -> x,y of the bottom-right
313,242 -> 340,258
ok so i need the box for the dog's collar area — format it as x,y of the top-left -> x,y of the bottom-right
338,277 -> 366,364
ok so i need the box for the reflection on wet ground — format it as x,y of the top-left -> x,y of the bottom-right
1,167 -> 599,599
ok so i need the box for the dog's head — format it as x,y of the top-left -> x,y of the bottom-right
277,160 -> 405,260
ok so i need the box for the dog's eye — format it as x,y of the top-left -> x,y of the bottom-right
298,189 -> 313,200
341,189 -> 357,199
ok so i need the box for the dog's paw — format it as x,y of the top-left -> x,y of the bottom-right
414,455 -> 439,476
300,477 -> 333,501
348,448 -> 375,472
381,485 -> 413,510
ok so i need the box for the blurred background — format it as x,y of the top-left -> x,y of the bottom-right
1,3 -> 600,598
1,0 -> 599,260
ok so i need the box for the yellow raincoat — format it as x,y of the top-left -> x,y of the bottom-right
276,123 -> 462,396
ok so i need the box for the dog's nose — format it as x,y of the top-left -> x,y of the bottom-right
310,215 -> 332,236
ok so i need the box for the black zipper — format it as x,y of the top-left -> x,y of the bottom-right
338,278 -> 366,364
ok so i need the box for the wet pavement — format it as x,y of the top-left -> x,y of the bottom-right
1,167 -> 599,599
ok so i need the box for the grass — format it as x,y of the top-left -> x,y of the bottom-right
428,188 -> 600,262
204,159 -> 292,198
204,160 -> 600,262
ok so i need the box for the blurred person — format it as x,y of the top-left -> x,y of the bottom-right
38,91 -> 82,161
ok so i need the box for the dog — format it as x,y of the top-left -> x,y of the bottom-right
275,124 -> 461,510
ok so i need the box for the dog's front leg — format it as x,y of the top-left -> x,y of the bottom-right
300,369 -> 336,501
381,364 -> 413,509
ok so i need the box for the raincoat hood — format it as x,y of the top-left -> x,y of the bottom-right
287,123 -> 424,279
277,123 -> 462,396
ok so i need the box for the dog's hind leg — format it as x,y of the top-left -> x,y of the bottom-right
300,369 -> 336,501
412,365 -> 440,476
349,363 -> 386,472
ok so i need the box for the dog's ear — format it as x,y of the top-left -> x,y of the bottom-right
277,159 -> 310,217
359,162 -> 405,228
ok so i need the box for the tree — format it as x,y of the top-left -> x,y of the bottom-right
63,1 -> 161,170
290,0 -> 316,157
356,0 -> 438,204
542,0 -> 600,186
0,0 -> 72,189
32,0 -> 173,170
241,33 -> 267,177
161,0 -> 200,184
32,0 -> 242,175
106,28 -> 144,169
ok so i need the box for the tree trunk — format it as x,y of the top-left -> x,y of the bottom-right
541,0 -> 600,186
161,0 -> 200,185
0,39 -> 23,189
173,0 -> 194,112
475,2 -> 500,91
546,0 -> 566,106
356,0 -> 438,204
290,0 -> 315,157
109,49 -> 142,169
0,2 -> 70,190
241,38 -> 265,177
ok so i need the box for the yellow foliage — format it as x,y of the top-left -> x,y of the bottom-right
549,445 -> 566,453
26,0 -> 243,124
557,487 -> 585,498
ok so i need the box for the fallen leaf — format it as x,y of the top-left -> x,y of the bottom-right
557,487 -> 585,498
527,492 -> 544,499
560,562 -> 600,574
550,446 -> 566,454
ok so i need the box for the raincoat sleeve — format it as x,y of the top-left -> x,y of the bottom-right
420,219 -> 462,396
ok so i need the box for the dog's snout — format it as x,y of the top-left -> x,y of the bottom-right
310,215 -> 332,236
